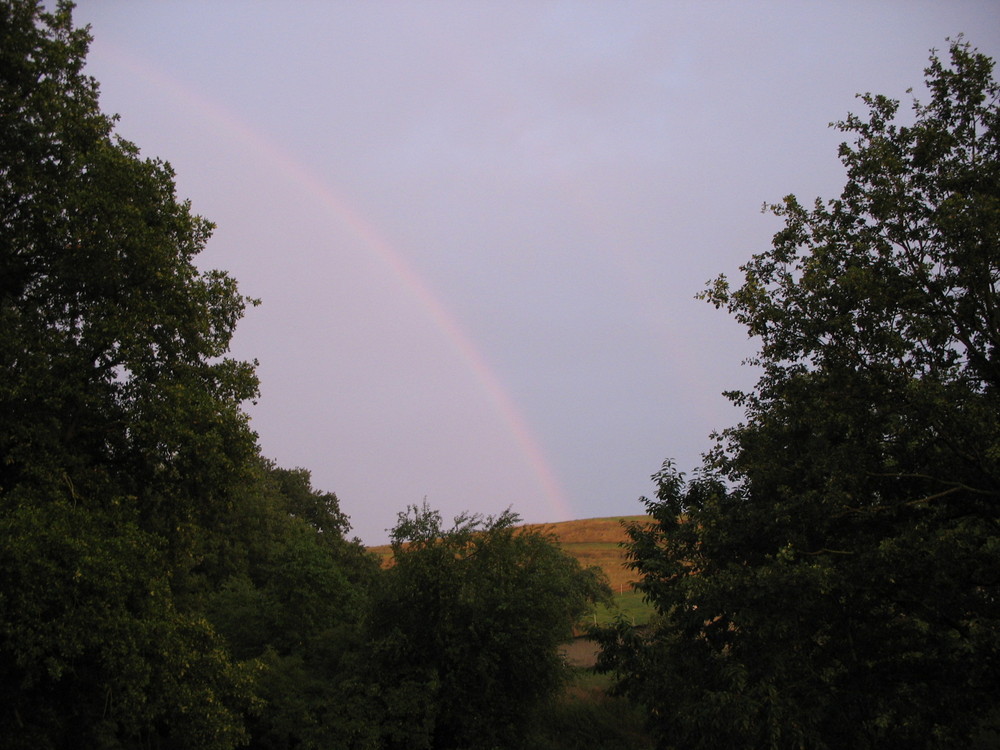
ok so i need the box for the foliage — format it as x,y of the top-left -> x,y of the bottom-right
366,503 -> 611,750
1,1 -> 261,745
597,39 -> 1000,749
202,462 -> 379,750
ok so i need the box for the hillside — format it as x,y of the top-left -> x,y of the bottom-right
521,515 -> 649,592
370,515 -> 651,593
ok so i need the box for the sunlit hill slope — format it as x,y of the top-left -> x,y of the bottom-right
370,515 -> 650,593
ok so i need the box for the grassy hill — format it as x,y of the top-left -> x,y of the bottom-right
519,515 -> 648,593
524,515 -> 654,628
369,514 -> 655,627
369,515 -> 648,589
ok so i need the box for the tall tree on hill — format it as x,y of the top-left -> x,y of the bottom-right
597,39 -> 1000,749
1,1 -> 261,746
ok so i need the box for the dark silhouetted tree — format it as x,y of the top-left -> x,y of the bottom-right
598,38 -> 1000,750
367,504 -> 610,750
1,2 -> 261,746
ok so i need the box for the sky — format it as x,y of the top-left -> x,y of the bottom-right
71,1 -> 1000,545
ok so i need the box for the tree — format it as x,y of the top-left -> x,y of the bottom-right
597,39 -> 1000,749
202,462 -> 380,750
1,2 -> 262,746
365,504 -> 610,750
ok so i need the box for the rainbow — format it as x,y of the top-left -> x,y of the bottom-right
93,43 -> 574,521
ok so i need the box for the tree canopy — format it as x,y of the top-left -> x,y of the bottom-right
1,1 -> 265,746
597,38 -> 1000,749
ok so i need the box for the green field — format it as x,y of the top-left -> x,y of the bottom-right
589,588 -> 654,627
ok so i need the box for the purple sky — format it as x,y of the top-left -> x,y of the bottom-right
72,1 -> 1000,544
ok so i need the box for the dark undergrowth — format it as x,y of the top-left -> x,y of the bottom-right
526,669 -> 654,750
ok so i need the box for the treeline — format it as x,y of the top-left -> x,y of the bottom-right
0,4 -> 607,749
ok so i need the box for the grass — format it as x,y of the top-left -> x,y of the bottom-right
517,515 -> 652,592
589,588 -> 654,628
